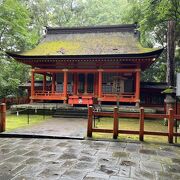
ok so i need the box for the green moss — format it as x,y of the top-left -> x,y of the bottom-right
22,41 -> 81,55
20,33 -> 159,56
136,42 -> 158,53
162,88 -> 174,94
113,151 -> 129,158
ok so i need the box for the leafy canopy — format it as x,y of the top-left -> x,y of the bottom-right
0,0 -> 180,98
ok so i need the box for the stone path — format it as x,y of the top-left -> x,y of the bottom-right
0,138 -> 180,180
4,118 -> 87,138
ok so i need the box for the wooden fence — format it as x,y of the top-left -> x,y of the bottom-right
87,106 -> 180,143
0,97 -> 29,108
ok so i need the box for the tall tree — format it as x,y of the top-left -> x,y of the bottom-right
0,0 -> 38,98
167,20 -> 176,87
122,0 -> 180,82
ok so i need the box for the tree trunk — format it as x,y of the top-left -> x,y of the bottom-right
166,20 -> 176,87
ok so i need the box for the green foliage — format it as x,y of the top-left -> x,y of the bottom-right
0,0 -> 180,98
0,0 -> 38,98
122,0 -> 180,82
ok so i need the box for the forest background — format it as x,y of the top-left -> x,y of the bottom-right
0,0 -> 180,98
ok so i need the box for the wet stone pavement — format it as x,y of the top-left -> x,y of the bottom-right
0,138 -> 180,180
3,118 -> 87,138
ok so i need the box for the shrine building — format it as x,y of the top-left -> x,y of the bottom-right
7,24 -> 163,106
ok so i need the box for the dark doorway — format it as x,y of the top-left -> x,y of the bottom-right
78,74 -> 85,93
87,74 -> 94,93
78,73 -> 94,94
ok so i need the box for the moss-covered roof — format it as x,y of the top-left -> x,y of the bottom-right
20,24 -> 160,56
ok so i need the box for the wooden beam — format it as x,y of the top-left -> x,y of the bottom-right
92,128 -> 113,133
118,130 -> 139,135
33,68 -> 141,73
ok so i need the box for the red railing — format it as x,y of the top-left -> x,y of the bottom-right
34,91 -> 63,96
102,93 -> 135,98
87,106 -> 180,143
0,97 -> 29,106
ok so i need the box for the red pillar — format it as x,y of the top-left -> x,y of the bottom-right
168,108 -> 174,143
113,107 -> 119,139
51,73 -> 55,93
43,73 -> 46,92
98,70 -> 103,104
87,106 -> 93,137
30,70 -> 35,103
63,70 -> 68,103
135,70 -> 140,106
139,107 -> 144,141
0,103 -> 6,132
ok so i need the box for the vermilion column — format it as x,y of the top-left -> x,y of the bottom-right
98,70 -> 103,102
63,70 -> 68,103
43,73 -> 46,92
31,70 -> 35,103
51,73 -> 55,93
135,70 -> 140,105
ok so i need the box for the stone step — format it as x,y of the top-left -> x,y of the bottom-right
53,115 -> 87,118
53,108 -> 88,118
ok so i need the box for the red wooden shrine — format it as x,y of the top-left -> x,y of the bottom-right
7,24 -> 163,106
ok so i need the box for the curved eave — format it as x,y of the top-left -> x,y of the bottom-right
6,48 -> 163,61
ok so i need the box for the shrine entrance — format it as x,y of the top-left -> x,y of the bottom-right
78,73 -> 95,94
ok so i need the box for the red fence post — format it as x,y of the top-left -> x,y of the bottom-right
0,103 -> 6,132
87,106 -> 93,138
168,108 -> 174,143
113,107 -> 119,139
139,107 -> 144,141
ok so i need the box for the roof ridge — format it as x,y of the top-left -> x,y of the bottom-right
46,24 -> 138,34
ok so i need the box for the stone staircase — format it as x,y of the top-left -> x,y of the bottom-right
53,107 -> 88,118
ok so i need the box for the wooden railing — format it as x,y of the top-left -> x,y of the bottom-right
0,97 -> 29,106
87,106 -> 180,143
102,93 -> 135,98
34,91 -> 63,96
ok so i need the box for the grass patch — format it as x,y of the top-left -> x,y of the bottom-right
93,118 -> 180,143
6,114 -> 50,131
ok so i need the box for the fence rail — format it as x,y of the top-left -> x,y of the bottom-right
87,106 -> 180,143
0,97 -> 29,106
